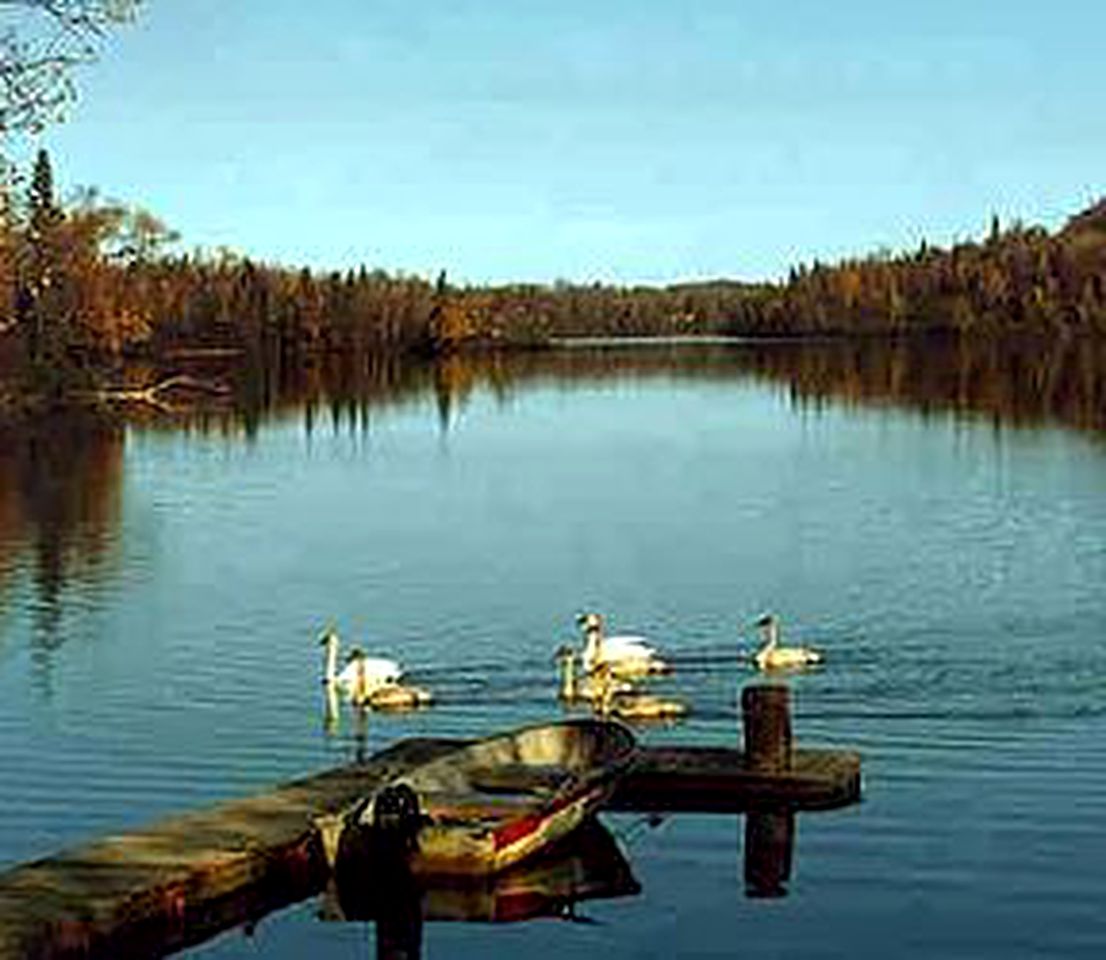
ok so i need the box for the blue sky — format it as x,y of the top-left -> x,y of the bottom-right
33,0 -> 1106,284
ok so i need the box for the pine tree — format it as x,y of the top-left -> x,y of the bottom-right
29,148 -> 61,237
20,147 -> 74,383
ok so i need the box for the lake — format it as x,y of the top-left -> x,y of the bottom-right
1,338 -> 1105,958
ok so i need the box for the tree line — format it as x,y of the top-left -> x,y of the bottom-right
2,148 -> 1105,409
734,208 -> 1106,338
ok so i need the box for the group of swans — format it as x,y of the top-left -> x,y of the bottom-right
557,611 -> 824,721
320,626 -> 432,711
576,610 -> 824,676
318,609 -> 824,721
557,613 -> 688,722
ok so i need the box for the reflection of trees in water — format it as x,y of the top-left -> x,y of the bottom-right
166,336 -> 1106,439
143,353 -> 438,441
0,415 -> 124,687
2,335 -> 1097,625
744,336 -> 1106,434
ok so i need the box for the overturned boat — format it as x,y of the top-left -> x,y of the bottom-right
319,719 -> 636,878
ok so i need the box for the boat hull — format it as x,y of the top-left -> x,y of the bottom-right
328,814 -> 640,924
333,719 -> 636,878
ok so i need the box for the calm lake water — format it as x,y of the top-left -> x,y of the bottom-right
1,340 -> 1105,958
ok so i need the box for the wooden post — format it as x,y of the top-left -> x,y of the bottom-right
741,684 -> 792,773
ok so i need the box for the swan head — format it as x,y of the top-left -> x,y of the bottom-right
553,645 -> 576,664
755,614 -> 778,639
319,626 -> 339,647
577,612 -> 603,631
345,646 -> 366,663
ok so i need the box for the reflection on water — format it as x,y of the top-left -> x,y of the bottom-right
322,808 -> 801,960
0,415 -> 124,690
157,335 -> 1106,438
4,336 -> 1101,635
327,815 -> 640,925
1,335 -> 1103,959
744,809 -> 794,899
326,816 -> 638,960
34,807 -> 799,958
744,335 -> 1106,434
282,809 -> 795,960
3,336 -> 1103,683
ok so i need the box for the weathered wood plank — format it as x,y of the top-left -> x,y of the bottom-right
610,746 -> 862,812
0,738 -> 463,960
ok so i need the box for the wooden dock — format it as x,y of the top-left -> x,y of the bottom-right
0,690 -> 860,958
0,738 -> 457,960
612,746 -> 860,813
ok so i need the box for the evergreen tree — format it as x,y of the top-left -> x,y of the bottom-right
29,148 -> 61,235
20,147 -> 74,384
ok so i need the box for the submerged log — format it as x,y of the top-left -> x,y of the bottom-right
73,375 -> 232,412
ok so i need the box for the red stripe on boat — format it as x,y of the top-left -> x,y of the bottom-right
493,811 -> 543,851
492,787 -> 587,852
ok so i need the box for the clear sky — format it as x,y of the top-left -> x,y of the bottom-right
33,0 -> 1106,284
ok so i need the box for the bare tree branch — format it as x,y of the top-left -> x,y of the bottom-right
0,0 -> 140,135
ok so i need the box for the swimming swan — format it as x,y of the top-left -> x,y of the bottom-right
752,614 -> 824,671
320,627 -> 403,699
578,612 -> 670,678
554,645 -> 633,702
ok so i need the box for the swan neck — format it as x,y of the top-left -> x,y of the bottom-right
582,623 -> 602,667
763,619 -> 779,650
323,633 -> 339,684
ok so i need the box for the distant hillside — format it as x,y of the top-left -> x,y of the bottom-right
433,199 -> 1106,345
1063,198 -> 1106,236
707,198 -> 1106,338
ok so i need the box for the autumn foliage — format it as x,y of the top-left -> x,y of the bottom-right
2,149 -> 1105,407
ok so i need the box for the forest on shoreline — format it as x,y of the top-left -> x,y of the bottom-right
1,147 -> 1105,416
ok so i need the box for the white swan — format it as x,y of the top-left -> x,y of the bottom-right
320,627 -> 403,700
554,645 -> 633,703
752,614 -> 824,671
578,612 -> 669,678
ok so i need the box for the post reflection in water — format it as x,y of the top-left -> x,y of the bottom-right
0,415 -> 125,691
743,809 -> 795,899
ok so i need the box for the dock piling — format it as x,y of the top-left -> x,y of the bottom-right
741,684 -> 792,773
